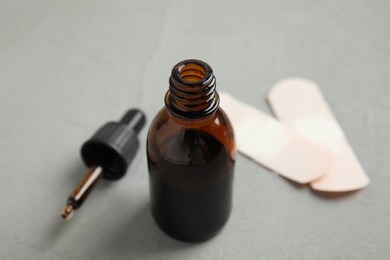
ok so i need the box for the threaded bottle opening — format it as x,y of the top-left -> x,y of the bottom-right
165,59 -> 219,119
177,62 -> 206,83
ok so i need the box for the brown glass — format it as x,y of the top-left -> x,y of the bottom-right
147,59 -> 236,242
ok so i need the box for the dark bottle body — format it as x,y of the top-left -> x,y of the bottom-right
147,60 -> 236,242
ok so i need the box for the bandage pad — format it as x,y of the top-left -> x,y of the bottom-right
219,92 -> 331,184
267,78 -> 369,192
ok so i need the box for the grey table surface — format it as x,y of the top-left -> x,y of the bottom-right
1,0 -> 389,259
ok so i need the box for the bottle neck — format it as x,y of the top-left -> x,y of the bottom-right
165,60 -> 220,119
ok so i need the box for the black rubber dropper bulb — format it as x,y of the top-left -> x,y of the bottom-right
61,109 -> 146,220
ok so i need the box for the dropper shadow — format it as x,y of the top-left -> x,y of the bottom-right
62,161 -> 87,186
39,209 -> 83,252
63,160 -> 114,192
99,203 -> 201,258
37,160 -> 85,251
41,161 -> 116,250
41,219 -> 67,250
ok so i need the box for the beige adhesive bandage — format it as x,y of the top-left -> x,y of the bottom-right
219,92 -> 331,184
267,78 -> 369,192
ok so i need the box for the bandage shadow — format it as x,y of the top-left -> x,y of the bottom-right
281,176 -> 360,200
279,176 -> 307,190
310,189 -> 360,200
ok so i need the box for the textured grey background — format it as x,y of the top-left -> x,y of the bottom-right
0,0 -> 389,259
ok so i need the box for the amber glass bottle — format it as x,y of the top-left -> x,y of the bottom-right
147,59 -> 236,242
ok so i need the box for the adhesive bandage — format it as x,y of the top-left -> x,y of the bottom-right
267,78 -> 369,192
219,92 -> 331,184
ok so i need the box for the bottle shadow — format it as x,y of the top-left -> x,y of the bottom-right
44,160 -> 197,256
41,202 -> 200,257
98,203 -> 201,258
